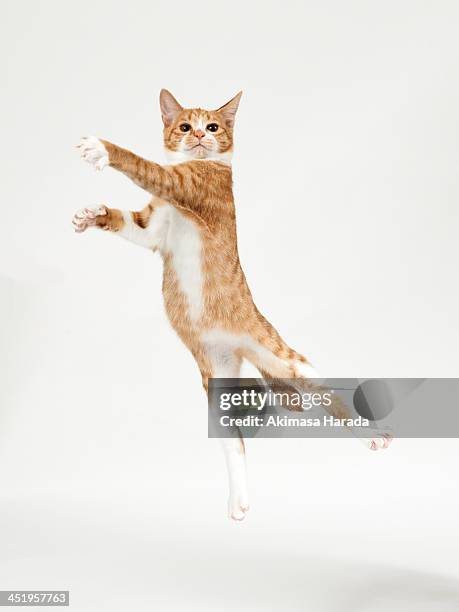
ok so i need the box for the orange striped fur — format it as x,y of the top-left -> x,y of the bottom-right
74,90 -> 384,522
77,90 -> 310,384
98,143 -> 308,383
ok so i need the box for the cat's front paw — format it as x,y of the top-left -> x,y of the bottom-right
72,205 -> 108,233
76,136 -> 109,171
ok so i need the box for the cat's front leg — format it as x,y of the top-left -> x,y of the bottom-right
72,201 -> 167,250
77,137 -> 109,171
72,205 -> 124,233
76,136 -> 202,208
76,136 -> 161,194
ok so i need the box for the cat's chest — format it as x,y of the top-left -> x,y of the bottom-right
160,205 -> 204,321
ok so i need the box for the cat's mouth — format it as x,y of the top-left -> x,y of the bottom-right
189,143 -> 210,150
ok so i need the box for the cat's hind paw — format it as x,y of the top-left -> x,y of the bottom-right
76,136 -> 109,171
72,205 -> 107,233
360,429 -> 393,451
228,495 -> 250,522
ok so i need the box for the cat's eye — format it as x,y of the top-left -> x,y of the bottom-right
206,123 -> 219,133
180,123 -> 191,132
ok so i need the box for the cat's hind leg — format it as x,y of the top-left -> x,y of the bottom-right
242,334 -> 392,451
199,351 -> 249,521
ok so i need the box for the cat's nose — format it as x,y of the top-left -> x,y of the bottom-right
194,130 -> 205,139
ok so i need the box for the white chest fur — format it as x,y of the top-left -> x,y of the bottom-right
162,206 -> 203,321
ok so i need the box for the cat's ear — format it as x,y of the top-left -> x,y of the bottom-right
216,91 -> 242,129
160,89 -> 183,127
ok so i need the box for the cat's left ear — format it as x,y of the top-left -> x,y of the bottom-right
160,89 -> 183,127
215,91 -> 242,129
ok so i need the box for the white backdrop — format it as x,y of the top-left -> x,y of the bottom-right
1,1 -> 459,610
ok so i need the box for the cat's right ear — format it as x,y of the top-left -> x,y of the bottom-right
160,89 -> 183,127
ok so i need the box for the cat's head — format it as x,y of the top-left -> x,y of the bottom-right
160,89 -> 242,165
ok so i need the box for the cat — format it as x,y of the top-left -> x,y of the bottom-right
73,89 -> 391,521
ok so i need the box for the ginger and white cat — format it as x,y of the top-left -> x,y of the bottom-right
74,90 -> 390,521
